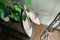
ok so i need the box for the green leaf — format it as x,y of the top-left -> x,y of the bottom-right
0,0 -> 22,21
0,0 -> 14,18
7,3 -> 14,9
0,0 -> 9,6
27,0 -> 32,5
0,0 -> 14,9
26,8 -> 32,13
4,8 -> 10,18
11,12 -> 21,21
14,4 -> 21,12
0,9 -> 3,17
22,14 -> 27,21
0,2 -> 5,10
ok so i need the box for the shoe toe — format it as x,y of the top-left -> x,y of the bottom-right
23,18 -> 32,37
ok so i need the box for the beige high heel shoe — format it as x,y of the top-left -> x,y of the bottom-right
22,11 -> 32,37
24,5 -> 40,25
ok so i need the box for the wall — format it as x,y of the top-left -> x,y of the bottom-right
31,0 -> 60,26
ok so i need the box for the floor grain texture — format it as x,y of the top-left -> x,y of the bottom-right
30,24 -> 60,40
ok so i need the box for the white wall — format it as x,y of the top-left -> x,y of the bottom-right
31,0 -> 60,26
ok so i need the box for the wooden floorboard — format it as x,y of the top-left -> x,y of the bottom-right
29,24 -> 60,40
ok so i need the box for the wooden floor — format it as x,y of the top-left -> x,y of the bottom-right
0,23 -> 60,40
30,24 -> 60,40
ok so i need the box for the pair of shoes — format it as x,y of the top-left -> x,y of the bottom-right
22,5 -> 40,37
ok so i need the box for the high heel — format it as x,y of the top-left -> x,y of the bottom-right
24,5 -> 40,25
22,12 -> 32,37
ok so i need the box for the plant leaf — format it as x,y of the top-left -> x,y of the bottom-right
14,4 -> 21,12
4,8 -> 10,18
22,14 -> 27,21
27,0 -> 32,5
26,8 -> 32,13
0,2 -> 5,10
11,12 -> 21,21
0,0 -> 21,21
0,9 -> 3,17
